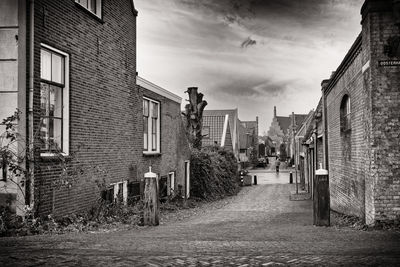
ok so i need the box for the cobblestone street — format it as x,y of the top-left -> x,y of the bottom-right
1,171 -> 399,266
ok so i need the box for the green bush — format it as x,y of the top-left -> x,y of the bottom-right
190,148 -> 239,200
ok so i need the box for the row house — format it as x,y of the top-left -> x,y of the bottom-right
238,117 -> 259,164
0,0 -> 190,216
267,106 -> 307,159
298,0 -> 400,225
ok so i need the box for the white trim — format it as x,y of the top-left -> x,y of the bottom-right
185,161 -> 190,199
221,114 -> 229,147
39,44 -> 69,156
362,60 -> 370,73
168,171 -> 175,196
137,76 -> 181,104
75,0 -> 102,18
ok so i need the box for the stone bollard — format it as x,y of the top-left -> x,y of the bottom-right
143,167 -> 159,226
289,172 -> 293,184
313,165 -> 330,226
254,175 -> 257,185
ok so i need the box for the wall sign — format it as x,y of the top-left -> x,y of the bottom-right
379,60 -> 400,67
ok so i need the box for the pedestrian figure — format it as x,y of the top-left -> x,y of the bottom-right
276,160 -> 280,173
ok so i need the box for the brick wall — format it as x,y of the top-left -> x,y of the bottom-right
325,0 -> 400,224
362,0 -> 400,223
325,40 -> 366,219
32,0 -> 139,216
137,85 -> 191,196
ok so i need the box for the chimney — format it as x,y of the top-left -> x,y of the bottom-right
291,111 -> 296,129
274,106 -> 276,118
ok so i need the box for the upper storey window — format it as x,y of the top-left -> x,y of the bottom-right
76,0 -> 102,18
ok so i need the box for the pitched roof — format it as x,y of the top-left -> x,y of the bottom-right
276,116 -> 291,133
203,109 -> 238,149
293,114 -> 308,131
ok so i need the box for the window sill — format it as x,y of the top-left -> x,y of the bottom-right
143,152 -> 161,157
74,2 -> 104,24
40,153 -> 72,161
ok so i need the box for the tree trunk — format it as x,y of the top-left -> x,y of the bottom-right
182,87 -> 207,149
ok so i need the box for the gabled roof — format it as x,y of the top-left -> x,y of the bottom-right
293,114 -> 308,131
276,116 -> 291,133
203,109 -> 238,141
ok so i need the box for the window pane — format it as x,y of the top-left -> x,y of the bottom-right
40,118 -> 49,150
152,134 -> 157,151
50,85 -> 63,118
40,83 -> 50,117
143,100 -> 149,116
41,50 -> 51,80
89,0 -> 96,13
152,118 -> 157,151
143,117 -> 148,150
152,102 -> 158,118
51,54 -> 64,84
80,0 -> 88,8
52,118 -> 63,151
347,98 -> 351,115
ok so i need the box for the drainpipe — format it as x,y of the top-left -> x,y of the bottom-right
26,0 -> 34,207
321,80 -> 330,171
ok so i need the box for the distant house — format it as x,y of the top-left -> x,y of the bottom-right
202,109 -> 240,159
302,98 -> 323,199
267,106 -> 307,158
238,117 -> 259,163
292,110 -> 314,190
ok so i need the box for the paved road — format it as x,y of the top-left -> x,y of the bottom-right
0,171 -> 399,266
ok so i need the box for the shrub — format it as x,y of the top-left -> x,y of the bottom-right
190,148 -> 239,200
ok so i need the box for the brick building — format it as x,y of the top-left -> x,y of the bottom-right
267,106 -> 307,158
321,0 -> 400,224
0,0 -> 190,216
238,117 -> 259,163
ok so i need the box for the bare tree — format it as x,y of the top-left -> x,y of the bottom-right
182,87 -> 207,150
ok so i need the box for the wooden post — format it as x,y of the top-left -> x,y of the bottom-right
143,167 -> 159,226
313,165 -> 330,226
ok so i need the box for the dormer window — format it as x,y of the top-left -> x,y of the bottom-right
76,0 -> 102,17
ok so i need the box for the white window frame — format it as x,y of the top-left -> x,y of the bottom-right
185,161 -> 190,199
75,0 -> 102,18
40,44 -> 69,157
143,97 -> 160,155
111,181 -> 128,205
168,171 -> 175,196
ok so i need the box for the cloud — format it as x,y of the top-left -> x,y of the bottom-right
241,37 -> 257,48
135,0 -> 364,132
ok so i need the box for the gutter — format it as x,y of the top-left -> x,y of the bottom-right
26,0 -> 34,206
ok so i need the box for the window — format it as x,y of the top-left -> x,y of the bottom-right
340,95 -> 351,132
143,97 -> 160,154
102,181 -> 128,204
202,126 -> 210,139
75,0 -> 102,17
40,44 -> 69,155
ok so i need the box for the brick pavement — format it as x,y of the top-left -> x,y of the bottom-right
0,171 -> 399,266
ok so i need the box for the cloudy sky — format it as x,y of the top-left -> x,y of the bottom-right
135,0 -> 364,134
